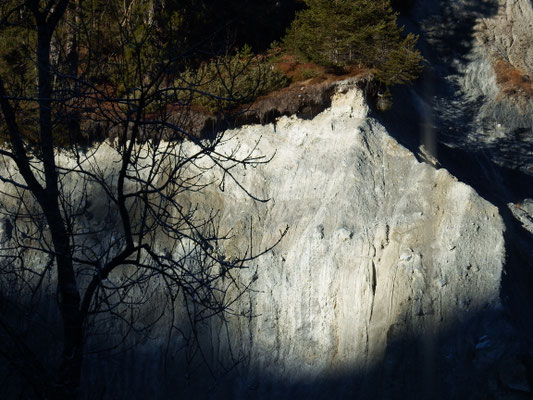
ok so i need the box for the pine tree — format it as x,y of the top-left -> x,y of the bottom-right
284,0 -> 422,86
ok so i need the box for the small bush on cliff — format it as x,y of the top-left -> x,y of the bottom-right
182,45 -> 289,112
283,0 -> 422,87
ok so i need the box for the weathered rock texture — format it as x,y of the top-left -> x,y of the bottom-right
379,3 -> 533,396
0,84 -> 510,399
400,0 -> 533,346
406,0 -> 533,175
6,1 -> 533,396
480,0 -> 533,75
172,85 -> 508,399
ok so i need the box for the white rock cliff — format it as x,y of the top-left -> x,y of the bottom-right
173,84 -> 506,399
0,81 -> 512,399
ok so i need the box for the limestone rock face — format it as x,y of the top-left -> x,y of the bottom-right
479,0 -> 533,74
0,82 -> 509,399
192,85 -> 506,398
408,0 -> 533,174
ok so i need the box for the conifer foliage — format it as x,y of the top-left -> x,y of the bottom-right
284,0 -> 422,86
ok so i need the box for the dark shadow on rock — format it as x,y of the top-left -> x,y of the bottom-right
3,282 -> 532,399
416,1 -> 499,71
242,310 -> 531,400
77,308 -> 533,399
372,0 -> 533,360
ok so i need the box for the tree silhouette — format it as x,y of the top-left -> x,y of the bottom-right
0,1 -> 283,398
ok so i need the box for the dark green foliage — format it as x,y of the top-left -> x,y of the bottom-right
0,2 -> 36,94
283,0 -> 422,86
182,45 -> 289,112
375,33 -> 422,86
0,0 -> 421,128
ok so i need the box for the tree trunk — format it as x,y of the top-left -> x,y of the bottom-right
34,11 -> 84,398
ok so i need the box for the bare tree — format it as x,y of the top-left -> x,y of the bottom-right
0,1 -> 282,398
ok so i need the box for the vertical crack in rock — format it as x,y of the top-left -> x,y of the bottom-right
371,260 -> 377,303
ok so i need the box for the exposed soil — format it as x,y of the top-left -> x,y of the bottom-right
181,68 -> 374,139
493,57 -> 533,103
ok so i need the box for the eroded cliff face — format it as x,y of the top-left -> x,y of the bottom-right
164,2 -> 533,396
3,2 -> 533,398
0,81 -> 522,399
159,84 -> 509,399
397,0 -> 533,356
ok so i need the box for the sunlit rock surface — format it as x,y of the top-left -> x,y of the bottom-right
181,85 -> 507,399
0,82 -> 515,399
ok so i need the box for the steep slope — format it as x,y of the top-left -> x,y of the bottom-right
2,2 -> 533,397
72,82 -> 509,399
0,80 -> 522,399
202,84 -> 509,399
416,0 -> 533,173
381,0 -> 533,355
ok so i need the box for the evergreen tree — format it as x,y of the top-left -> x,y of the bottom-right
284,0 -> 422,86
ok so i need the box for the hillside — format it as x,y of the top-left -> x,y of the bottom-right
1,1 -> 533,399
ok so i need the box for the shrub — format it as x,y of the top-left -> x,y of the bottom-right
181,45 -> 289,112
493,58 -> 533,100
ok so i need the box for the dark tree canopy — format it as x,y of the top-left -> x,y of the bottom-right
283,0 -> 422,86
